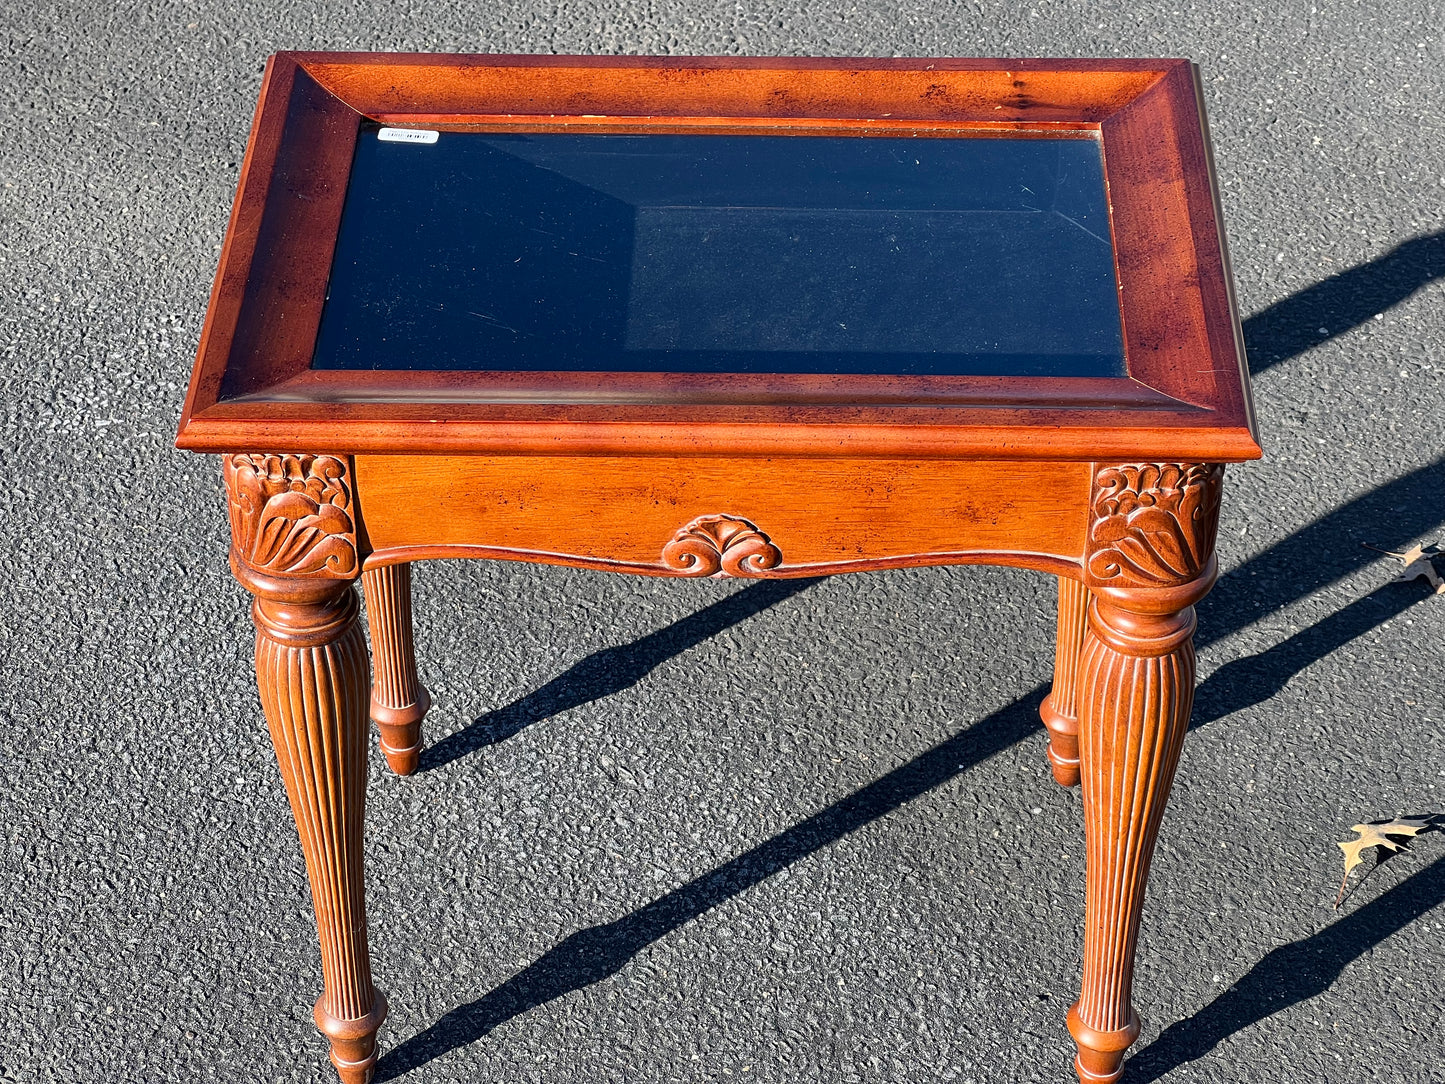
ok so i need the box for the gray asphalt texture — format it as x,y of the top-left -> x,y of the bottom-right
2,2 -> 1443,1082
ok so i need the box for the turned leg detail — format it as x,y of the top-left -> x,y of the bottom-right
1041,576 -> 1089,786
362,563 -> 431,776
1069,590 -> 1198,1081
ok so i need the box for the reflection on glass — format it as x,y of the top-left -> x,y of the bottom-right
311,126 -> 1125,377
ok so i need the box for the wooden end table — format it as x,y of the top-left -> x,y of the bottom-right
176,53 -> 1260,1083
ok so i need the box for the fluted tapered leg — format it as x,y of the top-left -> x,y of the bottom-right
223,453 -> 386,1083
248,579 -> 386,1083
1068,461 -> 1224,1083
1068,576 -> 1208,1083
1041,576 -> 1088,786
362,563 -> 431,775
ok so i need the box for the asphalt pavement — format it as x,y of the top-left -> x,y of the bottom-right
1,2 -> 1443,1082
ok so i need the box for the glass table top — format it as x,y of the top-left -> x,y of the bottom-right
310,125 -> 1125,378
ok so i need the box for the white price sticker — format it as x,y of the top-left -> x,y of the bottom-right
377,127 -> 439,145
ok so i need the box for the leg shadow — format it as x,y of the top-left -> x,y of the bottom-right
421,577 -> 822,770
1125,853 -> 1445,1083
1242,230 -> 1445,374
421,450 -> 1444,770
1191,577 -> 1434,729
374,689 -> 1046,1079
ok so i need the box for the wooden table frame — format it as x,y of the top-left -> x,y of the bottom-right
177,54 -> 1261,1084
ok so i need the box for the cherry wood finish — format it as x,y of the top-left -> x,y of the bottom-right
177,54 -> 1255,462
223,453 -> 386,1082
1042,576 -> 1089,787
352,455 -> 1089,578
180,55 -> 1261,1084
361,564 -> 430,776
1070,463 -> 1221,1082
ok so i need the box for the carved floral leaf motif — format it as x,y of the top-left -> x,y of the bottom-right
662,515 -> 782,578
1087,464 -> 1224,588
224,454 -> 358,577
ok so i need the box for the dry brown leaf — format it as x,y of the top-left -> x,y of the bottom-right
1335,817 -> 1439,907
1363,541 -> 1445,593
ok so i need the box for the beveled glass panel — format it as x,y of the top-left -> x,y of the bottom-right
311,125 -> 1125,377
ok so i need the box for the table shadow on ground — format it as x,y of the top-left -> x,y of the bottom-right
376,688 -> 1047,1080
380,449 -> 1445,1079
1126,853 -> 1445,1083
1242,229 -> 1444,375
379,241 -> 1445,1076
420,577 -> 823,771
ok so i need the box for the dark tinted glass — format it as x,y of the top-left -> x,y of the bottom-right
311,126 -> 1124,377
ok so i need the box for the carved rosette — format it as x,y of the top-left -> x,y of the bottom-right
662,514 -> 782,578
1085,463 -> 1223,589
224,454 -> 358,578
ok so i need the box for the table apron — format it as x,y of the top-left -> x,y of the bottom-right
352,455 -> 1089,577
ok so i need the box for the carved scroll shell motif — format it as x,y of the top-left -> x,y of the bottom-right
224,454 -> 358,577
1086,463 -> 1223,588
662,515 -> 782,578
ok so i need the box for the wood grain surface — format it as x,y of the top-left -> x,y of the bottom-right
353,455 -> 1091,576
176,54 -> 1261,464
361,563 -> 431,776
1041,575 -> 1089,786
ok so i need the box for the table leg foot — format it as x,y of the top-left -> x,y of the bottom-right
363,563 -> 430,776
1041,575 -> 1088,786
1067,1003 -> 1140,1083
316,994 -> 388,1084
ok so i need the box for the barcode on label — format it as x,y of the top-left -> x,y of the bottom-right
377,127 -> 439,145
